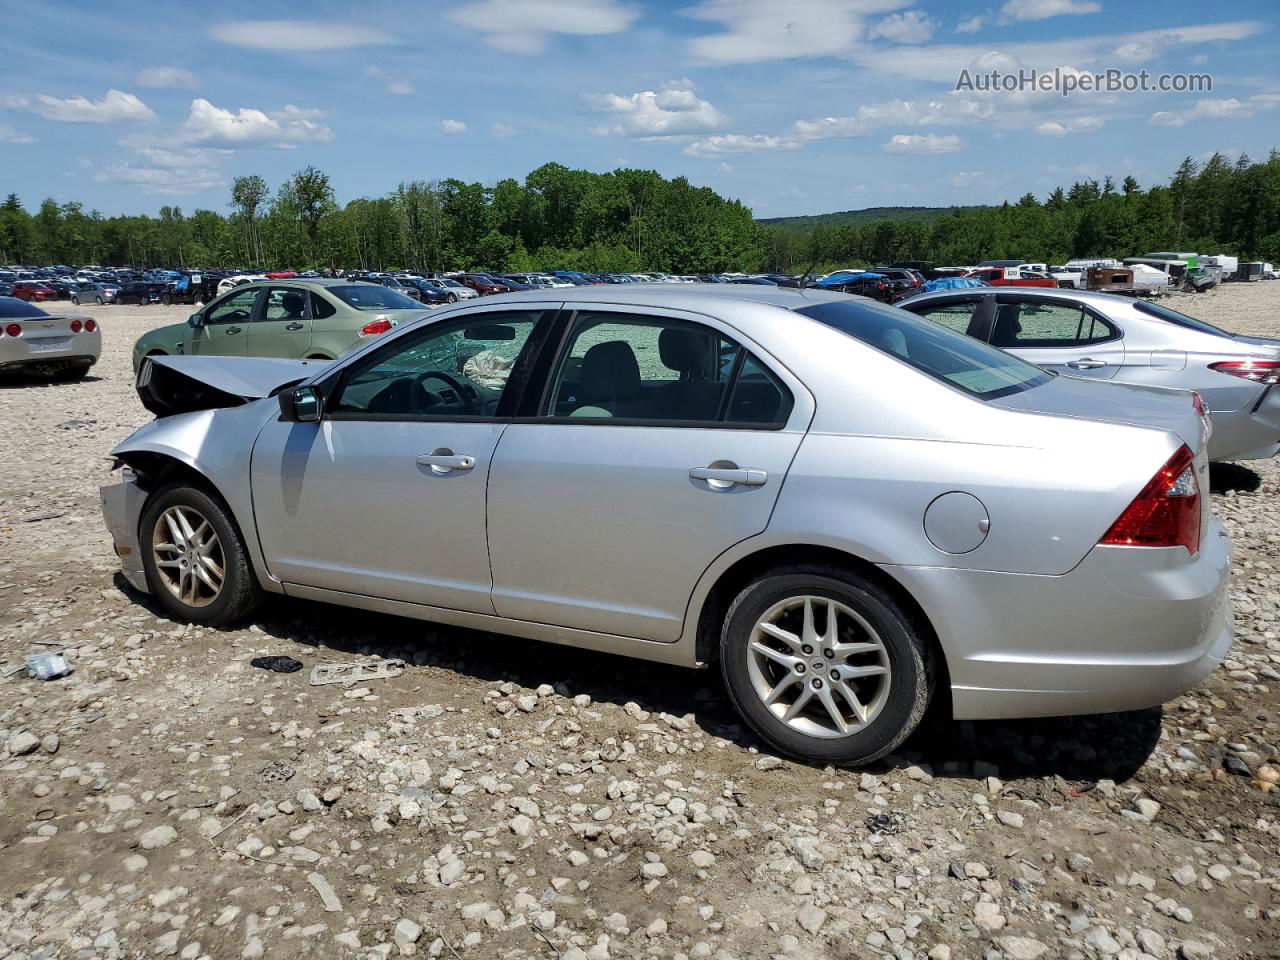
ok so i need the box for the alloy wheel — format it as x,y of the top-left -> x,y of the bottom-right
746,595 -> 890,738
151,505 -> 225,607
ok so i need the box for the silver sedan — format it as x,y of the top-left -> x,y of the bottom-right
900,287 -> 1280,461
101,286 -> 1231,765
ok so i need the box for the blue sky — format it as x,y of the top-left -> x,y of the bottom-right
1,0 -> 1276,217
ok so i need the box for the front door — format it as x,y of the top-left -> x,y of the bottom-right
249,285 -> 313,357
189,287 -> 258,357
486,307 -> 811,642
989,296 -> 1123,379
250,307 -> 551,611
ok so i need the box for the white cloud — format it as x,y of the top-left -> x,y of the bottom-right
999,0 -> 1101,22
181,99 -> 334,147
7,89 -> 155,124
717,161 -> 733,172
682,0 -> 909,64
491,122 -> 514,137
794,96 -> 995,140
948,170 -> 984,187
95,163 -> 224,195
684,134 -> 801,157
587,80 -> 725,137
450,0 -> 638,54
883,133 -> 965,153
1035,115 -> 1103,135
868,10 -> 936,44
210,20 -> 396,50
440,119 -> 467,134
956,15 -> 984,32
136,66 -> 198,89
1149,97 -> 1262,127
365,66 -> 414,95
0,123 -> 36,144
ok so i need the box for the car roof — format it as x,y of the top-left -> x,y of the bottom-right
466,282 -> 856,314
224,278 -> 374,290
905,286 -> 1140,308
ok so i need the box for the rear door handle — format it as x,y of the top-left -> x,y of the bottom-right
1066,358 -> 1105,369
690,465 -> 767,490
417,450 -> 476,475
226,325 -> 242,335
285,322 -> 305,330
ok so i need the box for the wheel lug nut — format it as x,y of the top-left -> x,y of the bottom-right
822,649 -> 834,659
795,663 -> 806,673
811,678 -> 823,689
801,645 -> 813,655
830,670 -> 840,681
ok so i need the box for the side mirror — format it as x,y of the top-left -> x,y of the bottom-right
188,313 -> 204,328
279,385 -> 322,423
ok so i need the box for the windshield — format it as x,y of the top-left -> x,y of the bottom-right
1134,299 -> 1234,338
329,284 -> 420,310
795,299 -> 1051,401
0,299 -> 49,318
438,278 -> 462,288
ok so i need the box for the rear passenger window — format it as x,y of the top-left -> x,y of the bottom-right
310,292 -> 336,319
912,300 -> 981,335
726,354 -> 792,426
991,301 -> 1117,347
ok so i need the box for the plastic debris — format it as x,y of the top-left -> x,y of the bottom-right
26,653 -> 72,681
249,655 -> 304,673
309,658 -> 405,686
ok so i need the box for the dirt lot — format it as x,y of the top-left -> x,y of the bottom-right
1,286 -> 1278,960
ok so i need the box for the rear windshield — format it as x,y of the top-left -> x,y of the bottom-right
329,284 -> 419,310
0,299 -> 48,318
1134,300 -> 1233,338
795,298 -> 1052,401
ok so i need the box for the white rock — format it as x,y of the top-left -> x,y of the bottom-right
797,904 -> 827,934
996,936 -> 1049,959
394,918 -> 423,946
139,825 -> 178,849
7,731 -> 40,756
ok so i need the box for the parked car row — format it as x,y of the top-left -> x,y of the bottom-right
102,283 -> 1234,767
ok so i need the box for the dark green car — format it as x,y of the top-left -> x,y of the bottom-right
132,279 -> 430,373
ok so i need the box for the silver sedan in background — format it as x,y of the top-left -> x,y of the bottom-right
901,287 -> 1280,461
101,286 -> 1230,765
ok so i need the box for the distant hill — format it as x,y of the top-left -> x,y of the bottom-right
757,205 -> 993,231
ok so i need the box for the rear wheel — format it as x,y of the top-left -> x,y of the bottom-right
1058,281 -> 1072,288
720,566 -> 932,766
447,293 -> 458,303
139,484 -> 263,626
71,296 -> 81,305
95,296 -> 104,305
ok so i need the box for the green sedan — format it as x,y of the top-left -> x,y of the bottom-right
132,279 -> 431,373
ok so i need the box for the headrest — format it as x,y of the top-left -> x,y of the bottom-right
579,340 -> 641,403
659,327 -> 716,377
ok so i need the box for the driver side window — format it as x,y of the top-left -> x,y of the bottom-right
206,288 -> 259,325
331,312 -> 540,418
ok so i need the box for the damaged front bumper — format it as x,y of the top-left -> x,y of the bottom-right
100,467 -> 149,593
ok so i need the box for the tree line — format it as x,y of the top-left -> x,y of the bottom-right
0,150 -> 1277,274
0,163 -> 762,274
763,151 -> 1280,272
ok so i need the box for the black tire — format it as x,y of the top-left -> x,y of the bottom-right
71,296 -> 80,306
720,566 -> 932,766
139,483 -> 263,626
96,296 -> 104,305
448,293 -> 458,303
1058,281 -> 1072,288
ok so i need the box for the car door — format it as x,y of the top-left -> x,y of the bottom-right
250,305 -> 558,611
988,295 -> 1122,379
249,285 -> 313,358
485,306 -> 812,643
188,287 -> 258,357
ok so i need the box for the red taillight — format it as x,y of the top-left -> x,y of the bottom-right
5,323 -> 20,337
70,319 -> 82,333
1100,445 -> 1200,554
360,318 -> 393,337
84,318 -> 97,332
1208,360 -> 1280,384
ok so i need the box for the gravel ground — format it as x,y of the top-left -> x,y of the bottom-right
1,285 -> 1278,960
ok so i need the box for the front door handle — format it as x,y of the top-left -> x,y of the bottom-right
285,321 -> 305,330
417,449 -> 476,475
1065,358 -> 1105,369
690,465 -> 767,490
226,325 -> 242,335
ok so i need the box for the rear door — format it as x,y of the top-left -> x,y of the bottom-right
989,294 -> 1123,379
249,285 -> 313,358
485,305 -> 812,642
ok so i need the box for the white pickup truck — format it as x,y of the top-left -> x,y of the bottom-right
1022,262 -> 1083,288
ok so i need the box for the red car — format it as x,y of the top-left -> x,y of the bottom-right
11,281 -> 59,302
456,273 -> 510,296
966,267 -> 1057,288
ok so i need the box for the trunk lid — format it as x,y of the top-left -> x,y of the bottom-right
990,373 -> 1208,455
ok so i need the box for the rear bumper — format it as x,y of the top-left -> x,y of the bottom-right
100,471 -> 149,593
1207,385 -> 1280,461
883,519 -> 1233,720
0,353 -> 97,372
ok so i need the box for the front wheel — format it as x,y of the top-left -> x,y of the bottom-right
447,293 -> 458,303
720,567 -> 932,766
96,296 -> 104,305
139,484 -> 263,626
71,296 -> 80,305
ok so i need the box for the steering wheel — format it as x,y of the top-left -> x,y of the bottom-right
409,371 -> 478,414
